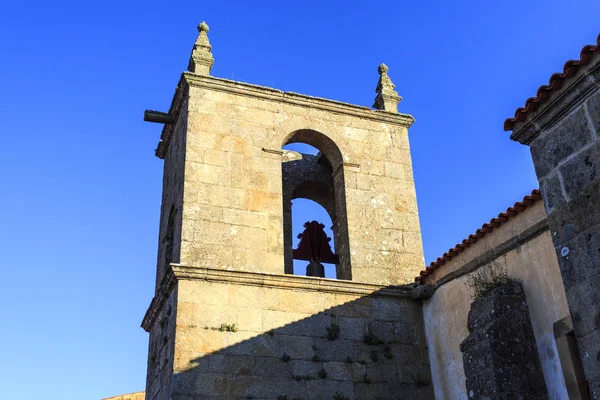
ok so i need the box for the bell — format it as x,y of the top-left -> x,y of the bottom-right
306,259 -> 325,277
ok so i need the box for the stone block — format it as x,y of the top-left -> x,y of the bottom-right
313,338 -> 357,362
206,354 -> 255,375
324,361 -> 352,381
291,359 -> 320,377
466,281 -> 527,332
203,148 -> 231,167
589,375 -> 600,400
530,106 -> 594,178
354,382 -> 391,398
371,298 -> 414,322
549,178 -> 600,243
560,140 -> 600,199
306,379 -> 354,399
578,329 -> 600,380
229,376 -> 305,398
251,356 -> 293,378
195,183 -> 246,209
183,203 -> 223,222
566,276 -> 600,338
585,87 -> 600,134
337,317 -> 366,341
172,372 -> 228,397
539,171 -> 567,212
277,335 -> 315,360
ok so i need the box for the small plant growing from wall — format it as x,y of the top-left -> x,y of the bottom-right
280,353 -> 291,362
466,261 -> 511,300
326,322 -> 340,340
318,368 -> 328,379
218,323 -> 238,332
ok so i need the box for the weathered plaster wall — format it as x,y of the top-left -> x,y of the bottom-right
178,74 -> 424,285
422,201 -> 570,399
147,267 -> 433,399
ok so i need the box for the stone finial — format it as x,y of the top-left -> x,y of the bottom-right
188,21 -> 214,76
373,63 -> 402,113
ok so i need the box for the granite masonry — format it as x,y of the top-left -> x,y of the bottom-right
139,21 -> 431,400
102,24 -> 600,400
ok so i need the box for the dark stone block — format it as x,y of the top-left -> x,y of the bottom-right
561,140 -> 600,200
557,232 -> 594,290
577,329 -> 600,381
588,375 -> 600,400
466,281 -> 527,333
547,178 -> 600,244
540,172 -> 567,212
530,106 -> 594,178
585,87 -> 600,134
569,224 -> 600,279
565,277 -> 600,338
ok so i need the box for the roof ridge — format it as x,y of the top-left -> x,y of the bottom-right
504,34 -> 600,131
415,189 -> 542,283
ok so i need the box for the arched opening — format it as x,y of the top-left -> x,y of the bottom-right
290,199 -> 337,278
281,130 -> 351,280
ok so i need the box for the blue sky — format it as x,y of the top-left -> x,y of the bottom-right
1,0 -> 599,399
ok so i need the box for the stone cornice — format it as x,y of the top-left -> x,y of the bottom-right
141,264 -> 413,332
510,56 -> 600,145
155,73 -> 415,159
183,73 -> 415,126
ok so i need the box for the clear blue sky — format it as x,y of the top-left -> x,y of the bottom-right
1,1 -> 598,399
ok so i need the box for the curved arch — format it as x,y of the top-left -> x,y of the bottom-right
281,129 -> 351,280
282,129 -> 344,169
292,180 -> 336,224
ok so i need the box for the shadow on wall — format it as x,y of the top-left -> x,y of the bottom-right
161,285 -> 434,400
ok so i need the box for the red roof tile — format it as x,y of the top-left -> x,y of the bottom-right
415,189 -> 542,283
504,34 -> 600,131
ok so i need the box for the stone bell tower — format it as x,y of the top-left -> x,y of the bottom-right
141,21 -> 432,400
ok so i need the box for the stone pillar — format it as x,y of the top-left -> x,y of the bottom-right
506,39 -> 600,396
460,282 -> 548,399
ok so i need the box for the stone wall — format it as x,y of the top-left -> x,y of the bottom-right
143,266 -> 433,400
145,285 -> 178,400
154,99 -> 188,289
177,73 -> 423,285
508,42 -> 600,397
422,200 -> 570,399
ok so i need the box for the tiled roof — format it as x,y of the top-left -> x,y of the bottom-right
415,189 -> 542,283
504,34 -> 600,131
